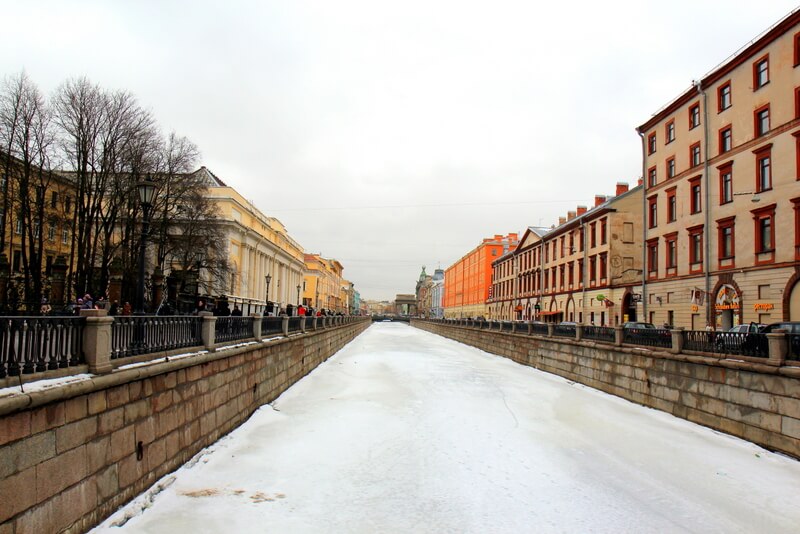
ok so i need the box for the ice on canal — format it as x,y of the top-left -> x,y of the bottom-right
93,322 -> 800,533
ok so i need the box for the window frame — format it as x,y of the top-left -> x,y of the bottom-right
753,55 -> 769,90
718,162 -> 733,205
646,238 -> 659,279
666,157 -> 676,179
666,186 -> 677,223
648,132 -> 657,155
664,232 -> 678,275
717,81 -> 732,112
718,125 -> 732,155
717,216 -> 736,269
754,104 -> 770,137
648,166 -> 657,187
647,195 -> 658,229
687,224 -> 704,274
689,103 -> 701,129
751,203 -> 776,264
665,120 -> 675,143
690,142 -> 702,168
754,144 -> 772,193
689,176 -> 702,214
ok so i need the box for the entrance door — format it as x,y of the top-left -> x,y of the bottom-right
622,293 -> 637,322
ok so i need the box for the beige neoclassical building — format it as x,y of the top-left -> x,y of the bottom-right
635,10 -> 800,329
199,168 -> 306,312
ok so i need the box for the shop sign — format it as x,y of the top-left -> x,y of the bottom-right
715,284 -> 740,311
753,302 -> 774,312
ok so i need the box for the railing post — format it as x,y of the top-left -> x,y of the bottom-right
767,329 -> 788,366
575,324 -> 583,341
282,316 -> 289,336
200,312 -> 216,352
252,314 -> 262,342
81,309 -> 113,374
546,323 -> 554,337
312,317 -> 318,330
301,316 -> 307,333
527,321 -> 533,335
614,325 -> 624,347
670,328 -> 684,354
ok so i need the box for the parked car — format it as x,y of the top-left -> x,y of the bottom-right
728,323 -> 765,333
622,322 -> 656,329
558,321 -> 578,326
759,322 -> 800,334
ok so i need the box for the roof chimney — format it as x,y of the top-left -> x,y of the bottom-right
637,178 -> 643,186
558,216 -> 566,225
494,234 -> 502,241
594,195 -> 606,207
576,205 -> 588,216
615,182 -> 629,196
567,210 -> 577,221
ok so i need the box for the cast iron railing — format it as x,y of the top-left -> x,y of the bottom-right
530,323 -> 549,336
0,317 -> 84,377
288,317 -> 303,333
787,334 -> 800,361
262,316 -> 284,337
111,316 -> 203,359
683,330 -> 768,358
553,323 -> 576,338
215,317 -> 253,344
622,328 -> 672,349
583,325 -> 615,343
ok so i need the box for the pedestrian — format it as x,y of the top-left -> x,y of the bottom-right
40,298 -> 51,316
298,304 -> 306,316
108,301 -> 119,316
122,301 -> 132,316
231,304 -> 242,316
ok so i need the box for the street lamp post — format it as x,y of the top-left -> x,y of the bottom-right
265,274 -> 272,314
296,284 -> 301,306
135,177 -> 156,315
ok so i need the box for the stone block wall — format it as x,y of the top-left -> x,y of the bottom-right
412,320 -> 800,459
0,320 -> 370,533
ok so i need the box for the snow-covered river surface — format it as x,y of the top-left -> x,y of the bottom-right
93,323 -> 800,533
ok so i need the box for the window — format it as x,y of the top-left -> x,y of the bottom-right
793,198 -> 800,260
647,239 -> 659,277
690,142 -> 702,167
666,157 -> 676,179
688,225 -> 703,272
590,222 -> 596,248
665,120 -> 675,143
648,195 -> 658,228
753,55 -> 769,89
648,132 -> 657,154
717,217 -> 735,261
568,261 -> 574,286
666,187 -> 677,222
14,218 -> 21,235
47,222 -> 55,241
599,253 -> 607,281
64,196 -> 71,213
577,259 -> 584,287
689,103 -> 700,129
689,177 -> 702,214
752,204 -> 776,256
648,166 -> 657,187
719,163 -> 733,204
33,220 -> 40,238
796,131 -> 800,180
665,233 -> 677,270
755,105 -> 770,137
589,255 -> 597,284
795,32 -> 800,67
754,145 -> 772,192
600,218 -> 607,245
50,192 -> 58,209
62,226 -> 69,245
718,82 -> 731,111
579,229 -> 584,252
12,251 -> 21,272
719,126 -> 732,154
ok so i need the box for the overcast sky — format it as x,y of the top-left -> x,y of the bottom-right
2,1 -> 798,300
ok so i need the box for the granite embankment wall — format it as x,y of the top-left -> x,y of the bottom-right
412,320 -> 800,459
0,320 -> 370,533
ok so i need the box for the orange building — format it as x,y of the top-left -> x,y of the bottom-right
443,233 -> 519,318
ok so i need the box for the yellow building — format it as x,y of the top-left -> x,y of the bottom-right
304,254 -> 345,313
198,168 -> 306,313
636,11 -> 800,329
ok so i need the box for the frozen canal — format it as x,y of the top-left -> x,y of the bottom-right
95,322 -> 800,533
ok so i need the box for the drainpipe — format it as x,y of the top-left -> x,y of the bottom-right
695,80 -> 712,326
539,238 -> 546,319
637,130 -> 648,322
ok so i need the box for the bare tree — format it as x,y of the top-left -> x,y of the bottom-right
0,72 -> 57,310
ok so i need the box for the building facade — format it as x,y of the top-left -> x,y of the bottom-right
636,11 -> 800,329
304,254 -> 346,313
443,233 -> 518,318
200,168 -> 306,313
430,268 -> 445,319
489,184 -> 643,324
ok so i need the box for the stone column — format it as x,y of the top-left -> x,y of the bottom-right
252,314 -> 262,342
301,317 -> 307,333
767,329 -> 788,366
312,317 -> 318,330
546,323 -> 554,337
614,325 -> 624,347
81,309 -> 113,374
281,316 -> 289,336
575,324 -> 583,342
200,312 -> 216,352
670,328 -> 685,355
527,321 -> 533,335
